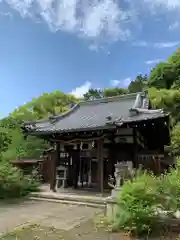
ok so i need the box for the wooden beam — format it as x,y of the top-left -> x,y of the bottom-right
97,138 -> 104,195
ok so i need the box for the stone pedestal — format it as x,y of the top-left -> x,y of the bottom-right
106,196 -> 119,221
110,161 -> 133,198
106,161 -> 133,219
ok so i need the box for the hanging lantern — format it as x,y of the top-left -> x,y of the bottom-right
92,140 -> 95,148
80,141 -> 83,150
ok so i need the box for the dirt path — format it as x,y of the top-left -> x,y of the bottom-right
0,200 -> 131,240
0,200 -> 178,240
0,200 -> 102,234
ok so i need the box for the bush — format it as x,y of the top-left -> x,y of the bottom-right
114,171 -> 160,236
158,168 -> 180,211
0,161 -> 40,199
108,168 -> 180,236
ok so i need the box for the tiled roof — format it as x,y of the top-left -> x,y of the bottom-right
23,92 -> 169,134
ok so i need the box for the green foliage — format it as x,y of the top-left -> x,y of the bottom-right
114,171 -> 160,235
128,74 -> 148,93
148,48 -> 180,90
83,88 -> 102,100
149,62 -> 176,89
83,87 -> 128,100
148,88 -> 180,123
110,169 -> 180,236
171,123 -> 180,155
0,91 -> 78,161
0,129 -> 11,153
0,160 -> 40,199
157,168 -> 180,211
103,88 -> 128,97
10,91 -> 78,121
0,117 -> 49,161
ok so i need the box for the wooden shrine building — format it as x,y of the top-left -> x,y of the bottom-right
22,91 -> 171,193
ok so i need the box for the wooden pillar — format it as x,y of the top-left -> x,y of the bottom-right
97,138 -> 104,194
133,128 -> 137,168
108,134 -> 116,177
88,158 -> 92,186
72,148 -> 80,189
50,149 -> 56,191
50,142 -> 60,192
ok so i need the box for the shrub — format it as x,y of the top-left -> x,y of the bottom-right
0,161 -> 40,199
108,168 -> 180,236
158,168 -> 180,211
113,171 -> 162,236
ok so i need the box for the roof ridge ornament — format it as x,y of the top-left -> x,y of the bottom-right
106,115 -> 112,121
106,115 -> 114,125
69,101 -> 76,109
142,88 -> 150,109
49,114 -> 58,123
132,93 -> 142,109
129,108 -> 139,117
24,123 -> 36,130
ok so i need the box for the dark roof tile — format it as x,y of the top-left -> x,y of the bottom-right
24,92 -> 168,134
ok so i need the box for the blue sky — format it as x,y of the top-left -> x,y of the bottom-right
0,0 -> 180,117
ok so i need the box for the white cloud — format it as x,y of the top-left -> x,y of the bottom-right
132,41 -> 148,47
0,11 -> 13,19
70,81 -> 92,98
145,58 -> 164,65
88,44 -> 99,52
110,78 -> 131,87
110,79 -> 120,87
4,0 -> 132,42
3,0 -> 180,46
121,77 -> 131,87
154,41 -> 180,48
169,21 -> 179,30
110,77 -> 131,88
133,41 -> 180,48
142,0 -> 180,10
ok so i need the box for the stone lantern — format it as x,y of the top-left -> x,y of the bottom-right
111,161 -> 133,198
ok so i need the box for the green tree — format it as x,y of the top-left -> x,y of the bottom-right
10,91 -> 78,121
1,91 -> 79,161
128,74 -> 148,93
83,88 -> 102,100
84,87 -> 128,100
0,130 -> 11,154
148,88 -> 180,124
171,123 -> 180,155
149,62 -> 176,89
102,88 -> 128,97
0,117 -> 49,161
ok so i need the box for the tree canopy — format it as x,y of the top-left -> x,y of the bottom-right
128,74 -> 148,93
1,47 -> 180,160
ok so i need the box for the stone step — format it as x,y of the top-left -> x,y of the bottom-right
29,196 -> 106,209
31,192 -> 107,205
